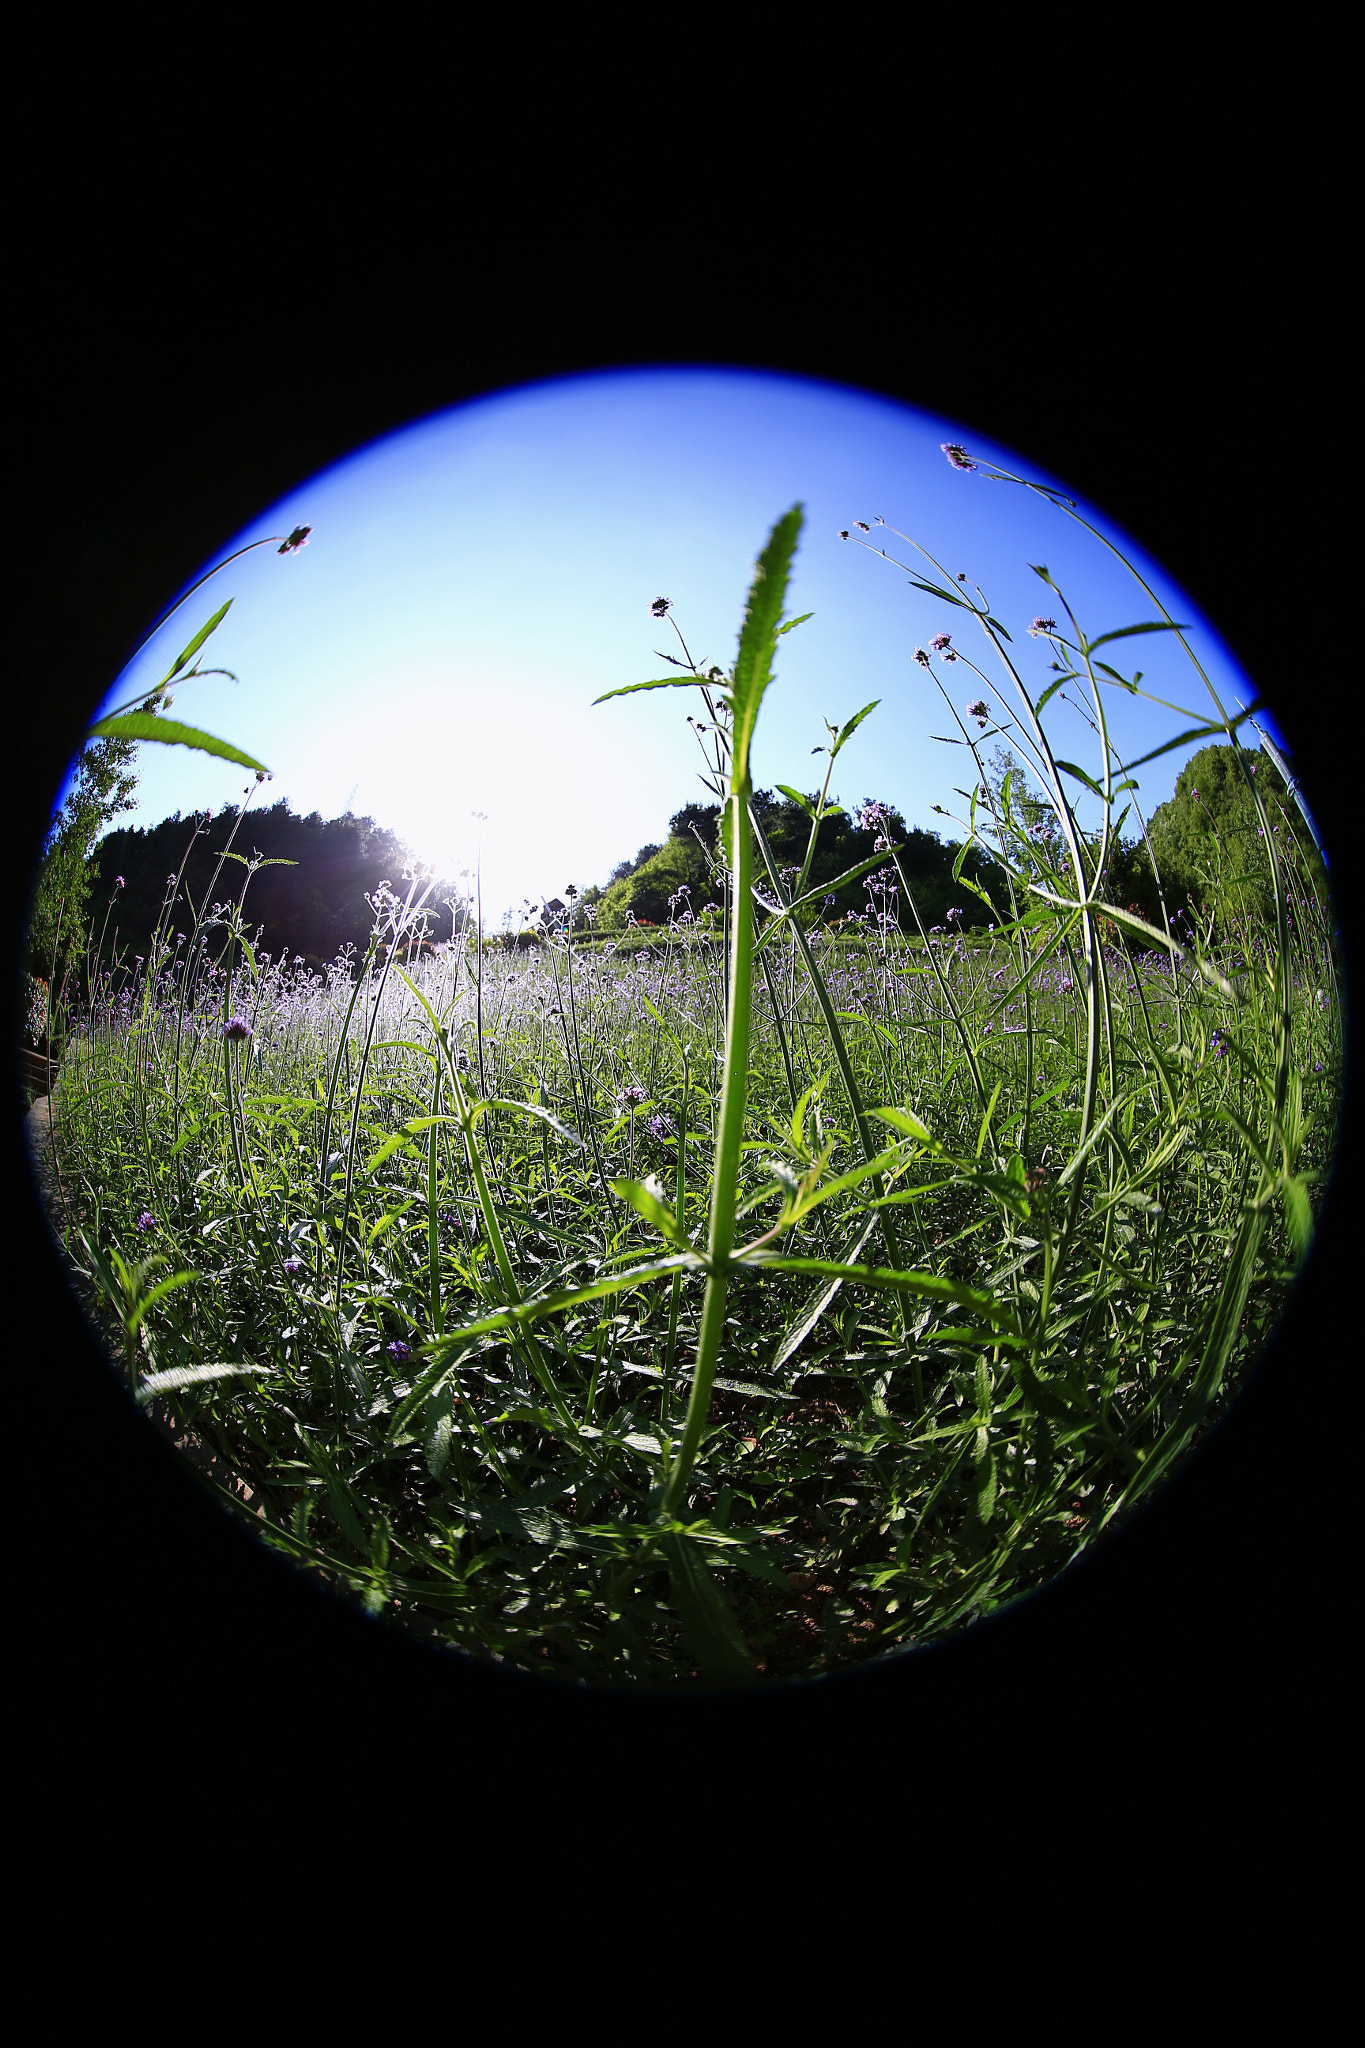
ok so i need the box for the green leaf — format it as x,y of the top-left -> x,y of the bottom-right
592,675 -> 714,705
774,785 -> 818,818
774,611 -> 814,637
1283,1176 -> 1313,1261
1054,759 -> 1109,801
1119,725 -> 1231,774
830,699 -> 881,757
1083,621 -> 1190,655
729,506 -> 804,782
751,840 -> 914,955
609,1175 -> 690,1248
771,1213 -> 878,1370
974,1440 -> 997,1524
160,600 -> 233,685
135,1359 -> 272,1403
86,712 -> 270,774
363,1131 -> 420,1177
737,1254 -> 1022,1334
661,1531 -> 756,1685
868,1105 -> 935,1146
125,1269 -> 200,1337
790,1070 -> 830,1160
469,1099 -> 586,1150
974,1079 -> 1003,1161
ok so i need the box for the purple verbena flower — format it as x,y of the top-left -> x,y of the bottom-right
278,525 -> 311,554
930,633 -> 953,654
1028,617 -> 1057,637
136,1211 -> 154,1233
941,444 -> 977,472
914,647 -> 932,668
222,1016 -> 252,1042
386,1340 -> 411,1362
283,1256 -> 303,1274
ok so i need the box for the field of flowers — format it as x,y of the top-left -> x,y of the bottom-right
35,482 -> 1344,1687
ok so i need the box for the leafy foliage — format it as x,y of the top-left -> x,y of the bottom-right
88,799 -> 465,974
26,735 -> 138,986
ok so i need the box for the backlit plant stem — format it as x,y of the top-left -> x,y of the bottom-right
662,780 -> 754,1517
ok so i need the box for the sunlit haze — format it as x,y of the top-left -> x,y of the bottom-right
74,367 -> 1280,926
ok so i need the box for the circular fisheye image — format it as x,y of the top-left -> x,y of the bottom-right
20,368 -> 1344,1688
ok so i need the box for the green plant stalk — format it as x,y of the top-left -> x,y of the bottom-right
749,805 -> 907,1283
316,930 -> 381,1284
663,1048 -> 688,1405
661,782 -> 754,1518
430,1028 -> 576,1433
427,1058 -> 444,1339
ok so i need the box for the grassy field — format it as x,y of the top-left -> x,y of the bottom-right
35,490 -> 1344,1687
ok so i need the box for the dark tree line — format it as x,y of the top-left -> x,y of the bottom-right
85,800 -> 464,976
580,790 -> 1011,934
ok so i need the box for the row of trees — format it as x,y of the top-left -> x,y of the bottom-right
23,725 -> 1327,1026
25,793 -> 464,991
573,738 -> 1329,946
576,790 -> 1012,935
974,739 -> 1330,944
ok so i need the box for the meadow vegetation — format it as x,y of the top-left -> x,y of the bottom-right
26,472 -> 1343,1687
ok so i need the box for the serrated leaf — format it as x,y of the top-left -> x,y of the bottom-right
135,1359 -> 271,1403
86,711 -> 270,773
160,600 -> 233,684
774,785 -> 818,817
1055,759 -> 1109,800
592,673 -> 716,705
609,1175 -> 689,1247
1083,621 -> 1190,654
868,1105 -> 934,1145
729,506 -> 803,781
830,699 -> 881,756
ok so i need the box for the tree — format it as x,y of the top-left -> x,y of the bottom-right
589,788 -> 1008,934
1143,740 -> 1328,942
25,735 -> 138,985
87,798 -> 465,973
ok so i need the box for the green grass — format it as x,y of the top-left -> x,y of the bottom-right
37,487 -> 1344,1688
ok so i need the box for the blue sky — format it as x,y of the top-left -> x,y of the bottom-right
74,365 -> 1282,924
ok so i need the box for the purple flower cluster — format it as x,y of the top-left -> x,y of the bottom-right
222,1016 -> 252,1042
941,444 -> 977,472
